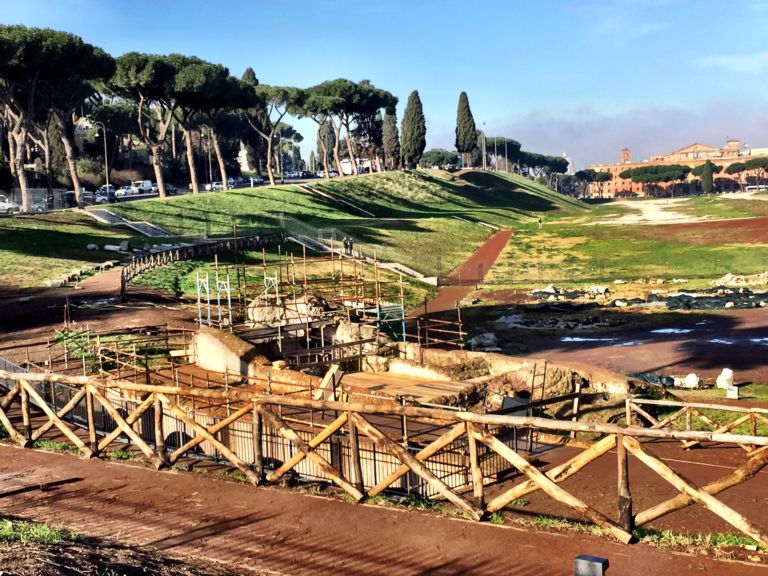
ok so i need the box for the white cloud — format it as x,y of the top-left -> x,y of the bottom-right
477,99 -> 768,169
572,0 -> 671,41
698,51 -> 768,74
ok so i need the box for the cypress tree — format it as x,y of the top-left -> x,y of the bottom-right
702,160 -> 714,195
309,150 -> 316,171
382,110 -> 401,170
455,91 -> 477,167
241,67 -> 258,85
400,90 -> 426,169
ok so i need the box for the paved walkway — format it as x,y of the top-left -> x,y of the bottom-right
410,229 -> 513,317
0,444 -> 763,576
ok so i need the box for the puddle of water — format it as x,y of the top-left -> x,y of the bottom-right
750,338 -> 768,345
696,320 -> 711,326
651,328 -> 693,334
708,338 -> 735,345
614,341 -> 644,347
561,336 -> 617,343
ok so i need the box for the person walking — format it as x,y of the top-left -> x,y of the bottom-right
342,236 -> 349,256
348,237 -> 354,257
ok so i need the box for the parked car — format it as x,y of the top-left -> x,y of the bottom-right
164,183 -> 178,194
80,190 -> 96,204
205,181 -> 223,191
0,194 -> 20,214
97,184 -> 116,195
95,189 -> 116,204
115,185 -> 133,198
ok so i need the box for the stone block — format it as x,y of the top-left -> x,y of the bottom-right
574,554 -> 609,576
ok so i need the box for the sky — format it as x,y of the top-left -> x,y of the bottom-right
4,0 -> 768,168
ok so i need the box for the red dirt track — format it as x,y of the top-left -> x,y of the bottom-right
1,443 -> 765,576
655,215 -> 768,244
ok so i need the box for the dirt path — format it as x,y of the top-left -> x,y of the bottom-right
1,444 -> 764,576
410,229 -> 513,317
596,198 -> 707,225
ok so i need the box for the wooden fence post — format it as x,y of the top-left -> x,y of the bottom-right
154,395 -> 167,465
349,410 -> 364,494
86,386 -> 98,455
253,402 -> 264,482
617,433 -> 634,533
466,422 -> 485,508
20,383 -> 32,447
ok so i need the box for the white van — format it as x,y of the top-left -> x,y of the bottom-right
131,180 -> 153,194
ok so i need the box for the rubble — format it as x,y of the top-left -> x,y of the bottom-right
716,368 -> 734,389
713,271 -> 768,287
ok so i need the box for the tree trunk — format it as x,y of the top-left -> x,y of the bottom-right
265,131 -> 276,186
148,144 -> 167,199
211,130 -> 228,191
183,127 -> 199,194
343,120 -> 356,176
10,130 -> 29,212
313,118 -> 331,179
58,126 -> 82,206
331,119 -> 344,176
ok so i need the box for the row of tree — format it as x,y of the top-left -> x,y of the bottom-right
0,25 -> 436,210
453,91 -> 568,178
575,156 -> 768,198
0,25 -> 574,212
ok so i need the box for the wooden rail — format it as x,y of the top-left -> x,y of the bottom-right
626,397 -> 768,452
1,368 -> 767,546
120,232 -> 287,300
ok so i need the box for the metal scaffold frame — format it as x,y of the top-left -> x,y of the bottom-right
194,246 -> 407,365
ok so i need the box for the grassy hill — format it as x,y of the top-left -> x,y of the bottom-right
5,170 -> 768,294
312,169 -> 587,227
106,170 -> 584,277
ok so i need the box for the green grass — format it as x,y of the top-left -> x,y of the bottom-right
131,254 -> 436,309
10,172 -> 768,295
486,219 -> 768,289
32,439 -> 81,455
312,170 -> 587,228
0,518 -> 69,545
0,211 -> 142,290
106,449 -> 144,461
634,527 -> 762,554
674,196 -> 768,220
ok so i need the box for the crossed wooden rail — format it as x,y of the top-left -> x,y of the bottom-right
1,369 -> 768,547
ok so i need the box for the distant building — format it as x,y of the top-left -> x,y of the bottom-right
588,139 -> 767,197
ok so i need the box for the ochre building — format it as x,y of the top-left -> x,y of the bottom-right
588,140 -> 768,197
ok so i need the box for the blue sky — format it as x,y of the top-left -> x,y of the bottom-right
4,0 -> 768,167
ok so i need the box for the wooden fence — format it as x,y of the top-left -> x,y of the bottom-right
1,368 -> 768,546
120,232 -> 287,300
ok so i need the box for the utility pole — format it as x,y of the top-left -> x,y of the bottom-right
94,121 -> 109,188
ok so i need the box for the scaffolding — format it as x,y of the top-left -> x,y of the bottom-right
194,246 -> 407,367
196,265 -> 232,330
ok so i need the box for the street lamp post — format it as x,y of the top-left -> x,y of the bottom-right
93,121 -> 109,189
482,122 -> 487,170
200,125 -> 212,187
493,136 -> 497,171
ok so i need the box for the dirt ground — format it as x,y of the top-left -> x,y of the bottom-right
2,222 -> 768,574
1,443 -> 765,576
